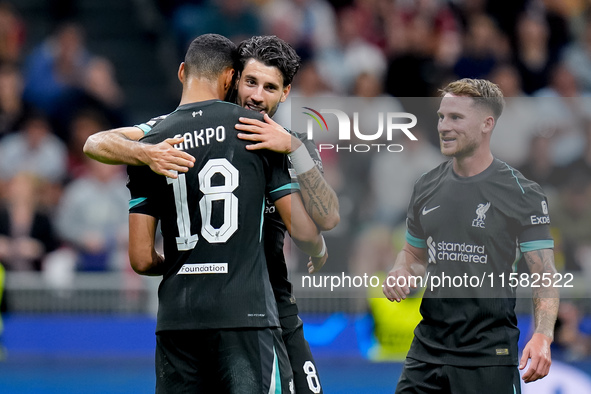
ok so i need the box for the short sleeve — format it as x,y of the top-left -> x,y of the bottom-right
127,165 -> 160,217
265,152 -> 299,203
135,113 -> 170,136
405,180 -> 427,249
516,181 -> 554,252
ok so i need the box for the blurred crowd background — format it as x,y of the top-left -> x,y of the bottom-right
1,0 -> 591,364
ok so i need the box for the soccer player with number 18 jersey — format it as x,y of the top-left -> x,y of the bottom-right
126,34 -> 325,394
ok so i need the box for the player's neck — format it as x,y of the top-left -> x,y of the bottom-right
452,150 -> 494,178
179,78 -> 223,106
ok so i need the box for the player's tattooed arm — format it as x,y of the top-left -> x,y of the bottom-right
520,248 -> 559,383
524,248 -> 559,339
296,165 -> 340,231
83,127 -> 195,179
236,114 -> 340,230
275,193 -> 325,260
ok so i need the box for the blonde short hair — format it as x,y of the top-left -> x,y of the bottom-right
440,78 -> 505,119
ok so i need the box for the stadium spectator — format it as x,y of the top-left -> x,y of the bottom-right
273,59 -> 336,129
342,0 -> 389,50
453,14 -> 507,80
21,22 -> 126,136
488,63 -> 541,167
0,2 -> 25,64
0,62 -> 31,139
548,174 -> 591,272
541,0 -> 572,55
260,0 -> 338,62
81,57 -> 127,128
66,109 -> 111,180
0,172 -> 60,271
553,301 -> 591,361
170,0 -> 262,52
562,18 -> 591,93
533,62 -> 591,166
316,6 -> 386,95
55,157 -> 128,271
291,60 -> 334,98
518,134 -> 562,192
514,13 -> 558,95
558,119 -> 591,182
489,62 -> 526,97
385,14 -> 438,98
0,110 -> 67,186
22,22 -> 91,125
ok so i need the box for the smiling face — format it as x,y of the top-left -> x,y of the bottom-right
236,58 -> 291,117
436,93 -> 494,159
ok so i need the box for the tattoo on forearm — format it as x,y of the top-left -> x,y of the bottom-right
524,249 -> 559,339
299,169 -> 330,214
297,168 -> 338,223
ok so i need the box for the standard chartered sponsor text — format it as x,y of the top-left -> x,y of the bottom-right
436,241 -> 487,264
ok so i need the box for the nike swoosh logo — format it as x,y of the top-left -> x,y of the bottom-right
422,205 -> 440,215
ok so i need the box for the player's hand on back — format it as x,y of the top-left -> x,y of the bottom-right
236,114 -> 295,154
143,137 -> 195,178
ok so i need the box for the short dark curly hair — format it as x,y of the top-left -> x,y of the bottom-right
236,35 -> 301,87
184,33 -> 236,80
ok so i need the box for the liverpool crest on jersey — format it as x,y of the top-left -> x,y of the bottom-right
471,202 -> 491,228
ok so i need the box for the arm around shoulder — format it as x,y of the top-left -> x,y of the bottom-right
83,127 -> 146,165
83,127 -> 195,178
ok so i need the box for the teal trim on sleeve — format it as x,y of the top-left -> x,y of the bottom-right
406,231 -> 427,249
129,197 -> 147,209
503,162 -> 525,194
135,124 -> 151,134
271,182 -> 300,194
519,240 -> 554,252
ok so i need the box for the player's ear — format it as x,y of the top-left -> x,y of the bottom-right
223,67 -> 235,90
280,84 -> 291,103
482,115 -> 495,135
178,62 -> 185,84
